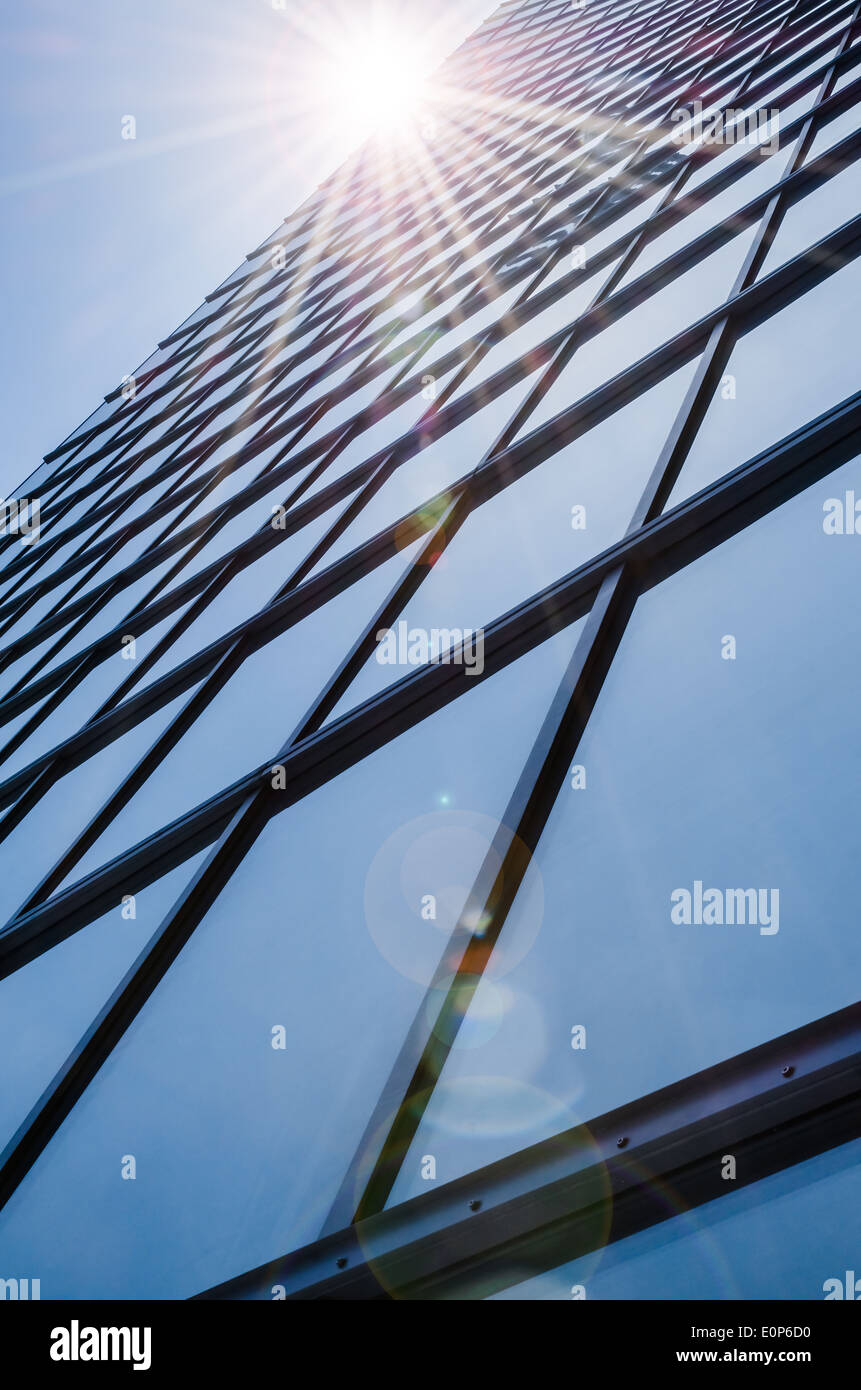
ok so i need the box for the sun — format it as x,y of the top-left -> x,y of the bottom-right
322,24 -> 428,136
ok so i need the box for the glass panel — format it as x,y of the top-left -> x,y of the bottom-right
666,249 -> 861,509
756,155 -> 861,279
56,542 -> 429,890
0,618 -> 585,1297
151,465 -> 331,599
803,96 -> 861,165
389,452 -> 861,1200
0,599 -> 199,782
491,1137 -> 861,1300
327,362 -> 698,721
307,371 -> 545,578
0,687 -> 202,925
681,89 -> 818,194
618,142 -> 796,289
449,264 -> 614,402
294,369 -> 459,496
517,230 -> 757,442
0,858 -> 207,1154
131,502 -> 343,695
2,551 -> 196,695
538,193 -> 665,296
833,59 -> 861,95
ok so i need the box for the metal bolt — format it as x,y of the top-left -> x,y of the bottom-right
617,1137 -> 628,1149
336,1257 -> 348,1269
782,1065 -> 794,1078
469,1199 -> 482,1213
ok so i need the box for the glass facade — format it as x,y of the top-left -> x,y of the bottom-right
1,0 -> 859,1302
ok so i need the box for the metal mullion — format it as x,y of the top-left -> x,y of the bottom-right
0,500 -> 492,1217
198,1001 -> 861,1301
11,392 -> 230,568
0,535 -> 142,710
729,7 -> 854,105
36,397 -> 229,554
0,423 -> 261,629
28,184 -> 861,723
500,122 -> 861,452
57,300 -> 337,486
590,0 -> 811,517
285,498 -> 471,747
330,565 -> 636,1230
0,464 -> 231,684
0,447 -> 363,727
578,7 -> 766,300
26,437 -> 241,644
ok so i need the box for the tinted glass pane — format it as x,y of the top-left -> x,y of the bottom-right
0,859 -> 207,1154
327,362 -> 697,720
516,230 -> 757,442
307,372 -> 545,577
666,250 -> 861,509
756,155 -> 861,279
56,542 -> 426,890
0,688 -> 201,925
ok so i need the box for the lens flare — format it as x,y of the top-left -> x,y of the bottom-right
321,27 -> 427,137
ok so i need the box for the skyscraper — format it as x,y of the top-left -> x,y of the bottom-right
1,0 -> 859,1302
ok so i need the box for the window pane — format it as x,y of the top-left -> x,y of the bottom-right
450,264 -> 613,401
0,687 -> 201,925
327,362 -> 697,720
756,155 -> 861,279
516,230 -> 757,442
307,371 -> 545,577
55,542 -> 427,891
0,858 -> 207,1155
666,249 -> 861,509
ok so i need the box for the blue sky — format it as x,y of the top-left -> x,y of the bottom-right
0,0 -> 497,495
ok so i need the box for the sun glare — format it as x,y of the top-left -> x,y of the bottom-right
323,27 -> 428,136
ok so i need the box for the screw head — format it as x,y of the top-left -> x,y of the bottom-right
336,1257 -> 348,1270
782,1065 -> 794,1078
469,1199 -> 482,1213
616,1137 -> 629,1149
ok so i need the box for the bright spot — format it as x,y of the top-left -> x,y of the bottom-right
322,26 -> 427,135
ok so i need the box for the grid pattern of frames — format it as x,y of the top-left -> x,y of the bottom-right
1,0 -> 860,1300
